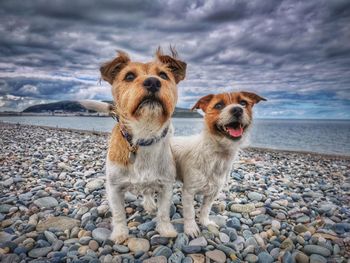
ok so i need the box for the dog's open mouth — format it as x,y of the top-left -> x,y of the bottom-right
217,122 -> 246,140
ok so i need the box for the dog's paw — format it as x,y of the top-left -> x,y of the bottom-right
156,222 -> 178,238
142,196 -> 157,214
184,220 -> 200,238
199,218 -> 219,228
110,225 -> 129,244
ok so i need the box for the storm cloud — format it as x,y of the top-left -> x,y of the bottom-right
0,0 -> 349,118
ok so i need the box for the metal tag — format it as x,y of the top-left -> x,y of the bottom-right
128,151 -> 137,164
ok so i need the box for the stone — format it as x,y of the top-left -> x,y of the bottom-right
127,237 -> 150,252
153,245 -> 172,258
257,251 -> 273,263
182,245 -> 202,254
294,225 -> 308,234
86,179 -> 104,192
36,216 -> 80,231
168,251 -> 185,263
150,236 -> 169,246
303,245 -> 331,257
230,203 -> 255,213
310,254 -> 327,263
189,254 -> 205,263
143,256 -> 167,263
138,221 -> 156,232
188,236 -> 207,247
174,233 -> 188,250
28,247 -> 52,258
205,249 -> 226,263
92,228 -> 111,243
34,197 -> 58,209
295,251 -> 309,263
248,192 -> 263,201
245,254 -> 258,263
113,244 -> 129,253
271,220 -> 281,230
219,232 -> 230,243
89,240 -> 99,251
280,238 -> 294,250
44,231 -> 58,244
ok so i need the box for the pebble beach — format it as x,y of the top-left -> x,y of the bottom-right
0,122 -> 349,263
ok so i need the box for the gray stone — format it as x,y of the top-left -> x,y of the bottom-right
248,192 -> 263,201
44,231 -> 58,244
92,228 -> 111,243
34,197 -> 58,209
230,203 -> 255,213
310,254 -> 327,263
219,232 -> 230,243
28,247 -> 52,258
188,236 -> 207,247
168,251 -> 185,263
85,178 -> 104,192
174,233 -> 188,250
153,245 -> 172,258
143,256 -> 167,263
257,251 -> 273,263
303,245 -> 331,257
245,254 -> 258,263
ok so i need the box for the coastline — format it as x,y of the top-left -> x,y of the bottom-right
0,121 -> 349,262
1,121 -> 349,160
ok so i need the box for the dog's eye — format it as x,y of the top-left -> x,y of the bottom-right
124,72 -> 136,82
239,100 -> 248,107
159,72 -> 168,80
214,102 -> 224,110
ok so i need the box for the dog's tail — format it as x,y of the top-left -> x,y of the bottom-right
78,100 -> 114,114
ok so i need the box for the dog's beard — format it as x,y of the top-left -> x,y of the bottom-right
134,96 -> 166,117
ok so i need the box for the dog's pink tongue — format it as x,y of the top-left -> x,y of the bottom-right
227,126 -> 243,137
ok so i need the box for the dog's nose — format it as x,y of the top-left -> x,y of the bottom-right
143,77 -> 161,93
231,107 -> 243,117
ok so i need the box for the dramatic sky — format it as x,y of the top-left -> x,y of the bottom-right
0,0 -> 349,118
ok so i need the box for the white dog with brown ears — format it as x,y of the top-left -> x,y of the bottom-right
99,48 -> 186,243
171,91 -> 266,237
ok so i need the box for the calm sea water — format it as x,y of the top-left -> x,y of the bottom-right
1,116 -> 349,156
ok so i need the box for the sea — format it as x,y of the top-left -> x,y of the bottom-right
1,116 -> 349,156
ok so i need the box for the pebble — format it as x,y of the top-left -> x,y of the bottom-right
310,254 -> 327,263
230,203 -> 256,213
36,216 -> 80,231
34,197 -> 58,209
91,228 -> 111,243
205,249 -> 226,263
257,251 -> 274,263
143,256 -> 167,263
28,247 -> 52,258
248,192 -> 263,201
153,245 -> 172,258
128,237 -> 150,252
189,236 -> 207,246
303,245 -> 331,257
85,179 -> 104,192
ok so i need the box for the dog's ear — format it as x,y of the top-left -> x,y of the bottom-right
241,91 -> 267,104
100,51 -> 130,85
191,94 -> 214,112
156,47 -> 187,84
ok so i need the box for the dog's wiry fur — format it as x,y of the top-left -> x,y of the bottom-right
171,91 -> 266,237
101,48 -> 186,243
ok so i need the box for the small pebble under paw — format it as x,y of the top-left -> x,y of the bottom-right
200,219 -> 219,228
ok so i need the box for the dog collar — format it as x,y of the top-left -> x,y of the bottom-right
112,113 -> 169,164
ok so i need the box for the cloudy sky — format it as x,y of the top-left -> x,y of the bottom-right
0,0 -> 349,119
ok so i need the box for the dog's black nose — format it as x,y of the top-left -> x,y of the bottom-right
143,77 -> 161,93
231,107 -> 243,117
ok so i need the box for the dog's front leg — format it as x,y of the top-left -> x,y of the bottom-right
199,194 -> 219,228
106,184 -> 129,244
156,185 -> 177,238
183,189 -> 200,238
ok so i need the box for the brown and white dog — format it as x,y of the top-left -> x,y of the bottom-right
171,91 -> 266,237
99,49 -> 186,243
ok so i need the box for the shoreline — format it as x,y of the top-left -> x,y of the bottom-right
1,121 -> 349,160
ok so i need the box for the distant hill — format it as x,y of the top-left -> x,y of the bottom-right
22,100 -> 202,118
